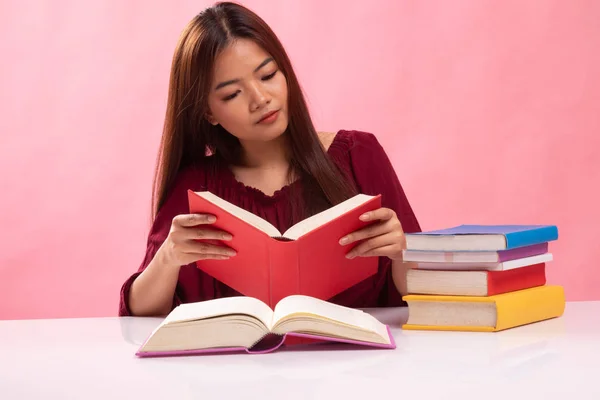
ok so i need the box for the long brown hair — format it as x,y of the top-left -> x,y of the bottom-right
152,1 -> 357,221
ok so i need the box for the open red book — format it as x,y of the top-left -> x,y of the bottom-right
188,190 -> 382,307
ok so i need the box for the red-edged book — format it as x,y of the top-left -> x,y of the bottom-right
405,263 -> 547,296
187,190 -> 382,307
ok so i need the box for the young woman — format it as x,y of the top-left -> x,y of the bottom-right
118,1 -> 421,317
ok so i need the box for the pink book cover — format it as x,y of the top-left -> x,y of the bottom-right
135,325 -> 396,357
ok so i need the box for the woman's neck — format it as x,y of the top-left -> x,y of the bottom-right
237,133 -> 290,170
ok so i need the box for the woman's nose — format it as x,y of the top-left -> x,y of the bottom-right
249,83 -> 271,111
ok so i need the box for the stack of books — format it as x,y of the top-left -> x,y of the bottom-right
401,225 -> 566,332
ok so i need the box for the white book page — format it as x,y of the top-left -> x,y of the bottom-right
161,296 -> 274,331
282,194 -> 375,240
499,253 -> 553,270
406,233 -> 507,251
195,191 -> 281,237
403,250 -> 501,263
271,295 -> 388,339
416,253 -> 553,271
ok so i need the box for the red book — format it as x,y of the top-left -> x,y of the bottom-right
188,190 -> 382,307
405,263 -> 547,296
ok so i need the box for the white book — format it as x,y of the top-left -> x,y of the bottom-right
412,253 -> 553,271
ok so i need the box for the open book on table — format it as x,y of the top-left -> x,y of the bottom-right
136,295 -> 395,357
187,190 -> 382,307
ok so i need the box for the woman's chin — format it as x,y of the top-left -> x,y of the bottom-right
254,119 -> 289,141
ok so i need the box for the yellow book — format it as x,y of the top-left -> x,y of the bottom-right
402,285 -> 565,332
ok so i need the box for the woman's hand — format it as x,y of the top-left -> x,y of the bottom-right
339,208 -> 405,260
157,213 -> 237,269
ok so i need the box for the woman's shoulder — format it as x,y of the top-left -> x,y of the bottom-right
321,129 -> 385,155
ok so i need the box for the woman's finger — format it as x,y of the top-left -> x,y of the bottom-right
184,241 -> 237,257
339,221 -> 388,245
187,227 -> 233,241
358,244 -> 401,258
346,232 -> 397,259
359,208 -> 395,222
197,254 -> 232,261
173,213 -> 217,227
179,253 -> 232,265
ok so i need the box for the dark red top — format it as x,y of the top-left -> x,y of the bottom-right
118,130 -> 421,316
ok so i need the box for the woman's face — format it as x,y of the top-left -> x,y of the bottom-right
206,38 -> 289,143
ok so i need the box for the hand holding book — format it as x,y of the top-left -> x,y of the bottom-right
339,207 -> 406,260
155,213 -> 237,268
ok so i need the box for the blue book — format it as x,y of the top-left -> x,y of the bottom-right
405,225 -> 558,251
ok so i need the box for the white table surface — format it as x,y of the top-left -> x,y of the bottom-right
0,301 -> 598,400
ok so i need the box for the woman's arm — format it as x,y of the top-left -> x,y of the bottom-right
391,260 -> 415,296
127,213 -> 234,316
342,205 -> 417,296
118,166 -> 233,317
128,249 -> 182,316
340,130 -> 422,305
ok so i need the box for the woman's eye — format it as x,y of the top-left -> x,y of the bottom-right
223,91 -> 240,101
262,71 -> 277,81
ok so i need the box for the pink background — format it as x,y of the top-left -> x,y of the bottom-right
1,0 -> 599,320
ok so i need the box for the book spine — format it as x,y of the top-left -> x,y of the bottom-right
486,263 -> 547,295
504,226 -> 558,249
494,285 -> 566,331
246,333 -> 286,354
268,240 -> 300,307
497,243 -> 549,262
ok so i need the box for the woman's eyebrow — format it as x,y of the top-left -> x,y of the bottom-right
214,57 -> 274,90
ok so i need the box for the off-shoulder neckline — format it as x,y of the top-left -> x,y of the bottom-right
218,130 -> 351,201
